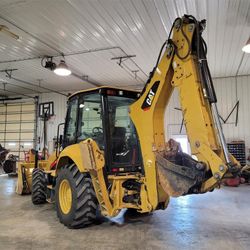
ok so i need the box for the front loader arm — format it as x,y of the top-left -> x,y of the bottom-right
130,15 -> 240,207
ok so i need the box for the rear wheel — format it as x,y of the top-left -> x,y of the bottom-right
3,159 -> 15,174
55,163 -> 98,228
32,168 -> 47,204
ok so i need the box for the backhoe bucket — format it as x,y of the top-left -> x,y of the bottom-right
156,152 -> 205,197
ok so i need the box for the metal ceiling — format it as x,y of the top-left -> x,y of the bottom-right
0,0 -> 249,96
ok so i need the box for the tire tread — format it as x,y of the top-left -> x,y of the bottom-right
31,168 -> 46,205
56,164 -> 97,228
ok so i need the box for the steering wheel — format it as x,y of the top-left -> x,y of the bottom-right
92,127 -> 103,135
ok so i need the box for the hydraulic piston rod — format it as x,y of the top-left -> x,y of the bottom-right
211,103 -> 231,164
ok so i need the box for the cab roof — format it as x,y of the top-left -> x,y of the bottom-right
68,86 -> 141,99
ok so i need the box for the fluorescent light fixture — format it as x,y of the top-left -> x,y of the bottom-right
54,60 -> 71,76
85,107 -> 90,111
8,142 -> 16,146
79,104 -> 85,108
242,37 -> 250,53
24,142 -> 32,146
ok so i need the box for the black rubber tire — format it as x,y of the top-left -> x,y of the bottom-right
31,168 -> 47,205
3,160 -> 15,174
55,163 -> 98,229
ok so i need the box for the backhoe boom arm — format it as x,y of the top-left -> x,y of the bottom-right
130,15 -> 240,209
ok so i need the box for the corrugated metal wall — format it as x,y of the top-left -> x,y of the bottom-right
38,75 -> 250,155
165,75 -> 250,153
214,76 -> 250,148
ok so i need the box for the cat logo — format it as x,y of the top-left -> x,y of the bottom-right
146,89 -> 155,105
141,81 -> 160,111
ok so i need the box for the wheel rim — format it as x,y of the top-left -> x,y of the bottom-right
59,179 -> 72,214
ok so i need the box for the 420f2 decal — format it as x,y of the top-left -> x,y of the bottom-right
141,81 -> 160,111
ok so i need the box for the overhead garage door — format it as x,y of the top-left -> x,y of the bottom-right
0,99 -> 37,161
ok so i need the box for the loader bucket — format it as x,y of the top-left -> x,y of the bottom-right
16,162 -> 33,195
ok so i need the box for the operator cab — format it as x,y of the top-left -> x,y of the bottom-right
63,87 -> 143,174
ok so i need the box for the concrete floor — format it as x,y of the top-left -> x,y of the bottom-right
0,175 -> 250,250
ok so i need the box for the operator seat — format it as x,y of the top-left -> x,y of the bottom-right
112,127 -> 126,162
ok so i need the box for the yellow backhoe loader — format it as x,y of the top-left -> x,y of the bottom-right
23,15 -> 240,228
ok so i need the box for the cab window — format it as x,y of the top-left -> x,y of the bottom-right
107,95 -> 141,166
64,97 -> 78,146
77,94 -> 104,149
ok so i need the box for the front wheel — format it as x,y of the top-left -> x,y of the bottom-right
55,163 -> 98,228
32,168 -> 47,204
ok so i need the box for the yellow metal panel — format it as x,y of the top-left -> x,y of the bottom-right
130,49 -> 174,209
56,142 -> 89,172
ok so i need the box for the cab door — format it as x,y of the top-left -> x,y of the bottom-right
76,93 -> 104,149
63,97 -> 78,147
